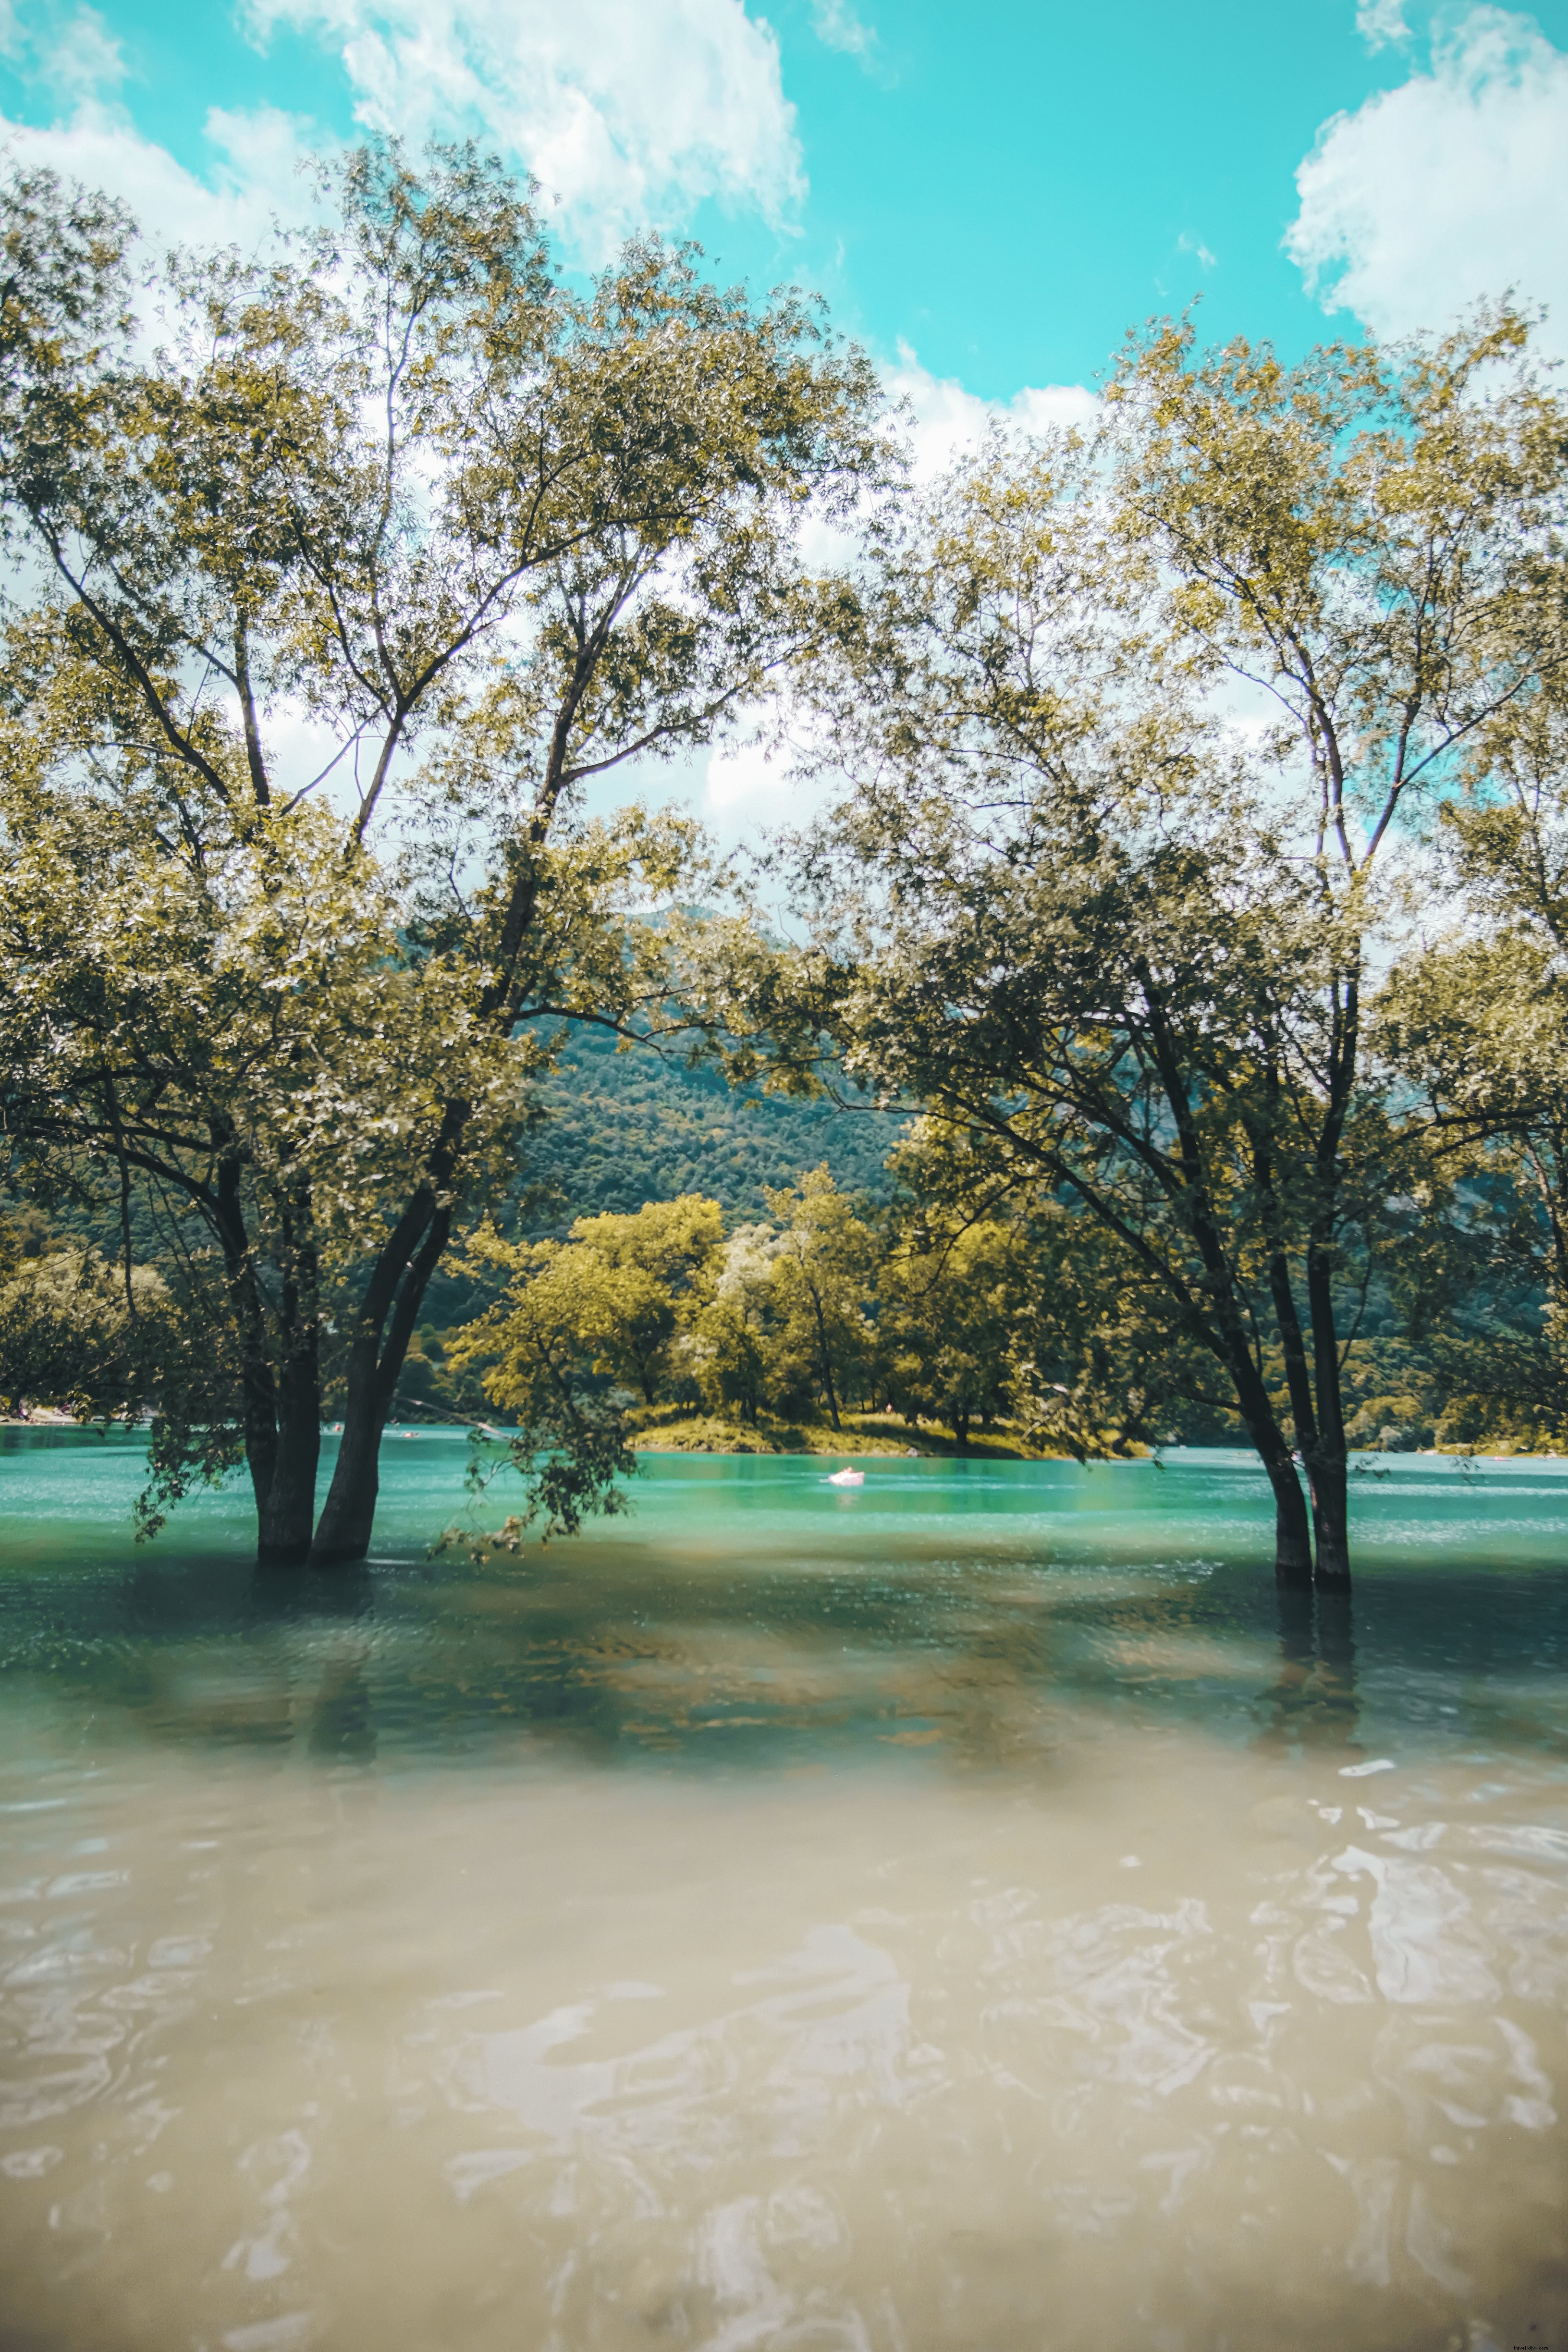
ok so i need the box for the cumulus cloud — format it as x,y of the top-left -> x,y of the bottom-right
883,345 -> 1098,481
1,0 -> 801,270
0,3 -> 325,251
245,0 -> 804,261
1287,7 -> 1568,349
0,94 -> 325,252
36,4 -> 127,98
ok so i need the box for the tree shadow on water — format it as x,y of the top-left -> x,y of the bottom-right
1256,1580 -> 1359,1756
306,1645 -> 379,1766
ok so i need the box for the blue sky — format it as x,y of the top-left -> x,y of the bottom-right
2,0 -> 1567,416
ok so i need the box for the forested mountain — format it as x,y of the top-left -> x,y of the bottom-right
517,1021 -> 901,1231
400,1024 -> 900,1329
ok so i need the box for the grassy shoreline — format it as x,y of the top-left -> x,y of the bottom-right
626,1409 -> 1059,1461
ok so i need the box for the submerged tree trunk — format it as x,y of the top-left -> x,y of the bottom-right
311,1193 -> 453,1564
1303,1231 -> 1351,1589
258,1208 -> 324,1567
1263,1452 -> 1314,1587
213,1163 -> 322,1566
257,1382 -> 321,1566
1221,1323 -> 1313,1586
311,1379 -> 384,1565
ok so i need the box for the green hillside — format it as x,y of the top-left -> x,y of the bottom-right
516,1021 -> 901,1232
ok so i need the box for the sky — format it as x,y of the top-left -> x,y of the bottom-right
1,0 -> 1566,817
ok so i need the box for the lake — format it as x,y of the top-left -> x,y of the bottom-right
0,1431 -> 1565,2351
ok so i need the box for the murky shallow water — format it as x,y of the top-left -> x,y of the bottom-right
0,1434 -> 1565,2352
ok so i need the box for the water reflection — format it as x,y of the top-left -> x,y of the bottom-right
1260,1582 -> 1360,1754
2,1531 -> 1567,1781
0,1447 -> 1566,2352
307,1647 -> 379,1766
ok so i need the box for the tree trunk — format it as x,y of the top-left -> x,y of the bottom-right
311,1198 -> 452,1564
1302,1449 -> 1350,1587
952,1407 -> 970,1452
1304,1236 -> 1351,1589
238,1354 -> 279,1535
311,1380 -> 384,1565
256,1205 -> 323,1566
805,1282 -> 841,1432
1225,1339 -> 1313,1585
257,1384 -> 320,1566
204,1144 -> 331,1566
213,1162 -> 276,1532
1263,1452 -> 1314,1586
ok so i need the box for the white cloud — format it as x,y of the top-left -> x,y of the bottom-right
1176,230 -> 1217,270
1287,7 -> 1568,349
245,0 -> 804,262
884,345 -> 1098,480
46,6 -> 126,98
809,0 -> 879,69
0,2 -> 323,250
0,0 -> 801,281
1355,0 -> 1411,51
0,96 -> 325,253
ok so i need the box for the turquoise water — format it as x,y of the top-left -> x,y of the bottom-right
0,1433 -> 1565,2350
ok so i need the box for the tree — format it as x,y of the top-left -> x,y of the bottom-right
785,314 -> 1568,1584
1380,692 -> 1568,1441
558,1194 -> 724,1402
760,1166 -> 878,1430
0,1233 -> 171,1422
0,783 -> 522,1552
1099,311 -> 1568,1573
878,1213 -> 1024,1447
443,1224 -> 640,1543
0,147 -> 884,1561
457,1191 -> 723,1446
686,1221 -> 782,1423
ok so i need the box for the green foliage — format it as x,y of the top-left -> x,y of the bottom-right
878,1218 -> 1024,1446
686,1222 -> 781,1423
769,307 -> 1568,1580
758,1167 -> 880,1432
0,145 -> 886,1560
445,1221 -> 644,1543
0,1236 -> 170,1420
446,1196 -> 724,1539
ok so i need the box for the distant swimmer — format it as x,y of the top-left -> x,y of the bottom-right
826,1465 -> 865,1487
